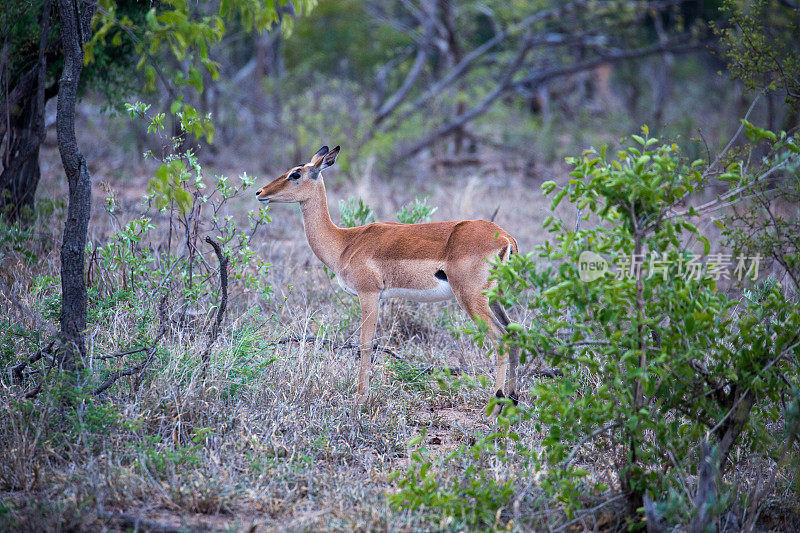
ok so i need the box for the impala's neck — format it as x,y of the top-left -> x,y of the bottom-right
299,178 -> 346,271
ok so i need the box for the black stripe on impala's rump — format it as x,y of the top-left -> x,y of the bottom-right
490,301 -> 510,329
434,269 -> 447,281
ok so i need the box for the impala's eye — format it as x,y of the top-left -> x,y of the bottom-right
288,171 -> 301,180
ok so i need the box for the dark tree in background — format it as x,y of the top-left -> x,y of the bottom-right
0,0 -> 57,221
0,0 -> 142,223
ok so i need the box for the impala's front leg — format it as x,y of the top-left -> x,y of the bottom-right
356,292 -> 380,403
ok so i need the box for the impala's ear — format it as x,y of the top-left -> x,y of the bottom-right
317,145 -> 340,170
310,145 -> 329,166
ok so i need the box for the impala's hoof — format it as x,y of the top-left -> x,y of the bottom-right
486,390 -> 504,419
488,390 -> 518,419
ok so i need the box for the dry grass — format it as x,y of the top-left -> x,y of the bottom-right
0,109 -> 574,532
2,102 -> 797,532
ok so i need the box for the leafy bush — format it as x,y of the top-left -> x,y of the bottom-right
497,128 -> 799,520
22,102 -> 276,394
339,197 -> 375,228
391,127 -> 800,527
396,197 -> 437,224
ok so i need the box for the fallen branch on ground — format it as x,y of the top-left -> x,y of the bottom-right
268,336 -> 408,363
7,340 -> 55,383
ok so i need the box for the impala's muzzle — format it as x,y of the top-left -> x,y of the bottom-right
256,189 -> 271,203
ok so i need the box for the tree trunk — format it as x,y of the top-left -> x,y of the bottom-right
55,0 -> 95,375
0,0 -> 51,222
0,95 -> 44,220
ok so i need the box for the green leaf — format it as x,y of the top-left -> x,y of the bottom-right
187,66 -> 204,92
698,236 -> 711,255
551,189 -> 568,210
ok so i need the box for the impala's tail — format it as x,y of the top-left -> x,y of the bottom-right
489,236 -> 518,331
498,235 -> 518,263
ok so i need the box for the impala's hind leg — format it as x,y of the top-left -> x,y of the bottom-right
490,301 -> 520,403
453,288 -> 518,410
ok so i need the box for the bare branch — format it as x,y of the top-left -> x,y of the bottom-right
704,93 -> 762,179
95,346 -> 148,361
375,45 -> 430,123
397,32 -> 537,159
20,351 -> 56,399
513,40 -> 704,90
399,39 -> 703,159
382,0 -> 693,130
7,341 -> 54,383
388,2 -> 586,125
200,236 -> 228,374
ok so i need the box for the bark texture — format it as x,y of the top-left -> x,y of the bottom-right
55,0 -> 95,370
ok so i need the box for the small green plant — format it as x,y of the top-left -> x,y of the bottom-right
131,427 -> 212,477
221,317 -> 278,399
396,197 -> 437,224
389,426 -> 518,530
338,197 -> 374,228
387,358 -> 434,393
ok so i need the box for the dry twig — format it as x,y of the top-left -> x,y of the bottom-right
200,236 -> 228,375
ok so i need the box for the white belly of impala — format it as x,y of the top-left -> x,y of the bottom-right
337,276 -> 358,295
381,280 -> 455,303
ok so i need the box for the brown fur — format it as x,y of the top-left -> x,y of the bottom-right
256,146 -> 521,410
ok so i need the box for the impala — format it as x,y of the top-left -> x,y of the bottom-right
256,145 -> 521,409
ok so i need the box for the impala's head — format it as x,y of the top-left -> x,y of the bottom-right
256,145 -> 340,204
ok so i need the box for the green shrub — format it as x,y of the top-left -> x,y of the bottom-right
396,197 -> 437,224
391,127 -> 800,528
339,197 -> 374,228
388,428 -> 517,530
491,128 -> 800,521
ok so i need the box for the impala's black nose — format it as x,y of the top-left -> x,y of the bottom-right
255,191 -> 260,197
